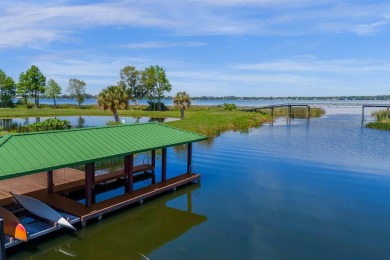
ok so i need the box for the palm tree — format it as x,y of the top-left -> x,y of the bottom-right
173,91 -> 191,120
97,85 -> 130,123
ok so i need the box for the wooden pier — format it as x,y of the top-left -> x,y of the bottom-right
30,172 -> 200,224
0,165 -> 200,225
241,103 -> 390,126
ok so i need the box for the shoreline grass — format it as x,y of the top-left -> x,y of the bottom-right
367,110 -> 390,131
0,106 -> 272,137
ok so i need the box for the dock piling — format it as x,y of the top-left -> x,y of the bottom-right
0,219 -> 5,260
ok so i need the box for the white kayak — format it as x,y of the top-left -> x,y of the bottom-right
11,193 -> 76,231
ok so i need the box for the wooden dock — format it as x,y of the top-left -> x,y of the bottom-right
0,166 -> 200,225
0,168 -> 84,206
29,173 -> 200,224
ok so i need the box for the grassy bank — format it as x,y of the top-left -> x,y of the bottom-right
367,110 -> 390,131
366,121 -> 390,131
0,106 -> 272,137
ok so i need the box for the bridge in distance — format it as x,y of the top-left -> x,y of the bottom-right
240,103 -> 390,126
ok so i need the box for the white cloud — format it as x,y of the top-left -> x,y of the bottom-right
124,41 -> 206,49
2,1 -> 390,48
232,59 -> 390,74
353,20 -> 390,35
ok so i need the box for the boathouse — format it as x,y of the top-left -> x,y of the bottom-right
0,123 -> 207,230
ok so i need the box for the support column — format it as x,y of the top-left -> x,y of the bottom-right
151,150 -> 156,167
85,162 -> 95,208
162,148 -> 167,182
47,170 -> 54,193
187,143 -> 193,174
0,219 -> 5,260
124,154 -> 134,193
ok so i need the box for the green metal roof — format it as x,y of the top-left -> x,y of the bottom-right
0,123 -> 208,179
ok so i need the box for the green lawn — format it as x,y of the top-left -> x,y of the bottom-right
0,107 -> 272,137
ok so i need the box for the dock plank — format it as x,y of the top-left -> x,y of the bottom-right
27,173 -> 200,222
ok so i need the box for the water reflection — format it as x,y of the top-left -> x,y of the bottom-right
77,116 -> 85,128
0,116 -> 177,131
7,184 -> 206,259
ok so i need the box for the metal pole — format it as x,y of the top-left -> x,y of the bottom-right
0,219 -> 6,260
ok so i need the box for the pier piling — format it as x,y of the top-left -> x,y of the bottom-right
0,219 -> 5,260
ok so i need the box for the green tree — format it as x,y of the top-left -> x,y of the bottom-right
45,79 -> 62,107
173,91 -> 191,119
17,71 -> 31,108
142,65 -> 172,111
155,65 -> 172,111
142,65 -> 157,111
97,85 -> 130,123
67,78 -> 86,108
120,66 -> 146,108
0,69 -> 16,108
19,65 -> 46,108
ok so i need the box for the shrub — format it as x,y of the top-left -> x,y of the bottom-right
223,103 -> 237,111
20,118 -> 71,132
106,120 -> 122,126
146,101 -> 168,111
366,122 -> 390,131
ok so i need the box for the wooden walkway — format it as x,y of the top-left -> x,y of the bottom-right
0,168 -> 84,206
0,165 -> 200,224
0,164 -> 154,206
28,173 -> 201,224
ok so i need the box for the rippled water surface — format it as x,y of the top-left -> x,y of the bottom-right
8,111 -> 390,259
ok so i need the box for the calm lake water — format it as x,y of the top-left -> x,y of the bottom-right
7,108 -> 390,259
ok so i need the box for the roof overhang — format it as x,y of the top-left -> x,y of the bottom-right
0,123 -> 208,180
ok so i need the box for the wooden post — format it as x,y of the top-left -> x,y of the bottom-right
85,162 -> 95,208
162,148 -> 167,182
271,108 -> 274,125
187,143 -> 193,174
0,219 -> 5,260
151,150 -> 156,167
124,154 -> 134,193
361,106 -> 365,127
387,107 -> 389,120
47,170 -> 54,193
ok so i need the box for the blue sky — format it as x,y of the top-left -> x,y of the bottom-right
1,0 -> 390,97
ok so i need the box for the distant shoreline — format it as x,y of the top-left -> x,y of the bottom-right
13,98 -> 390,107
